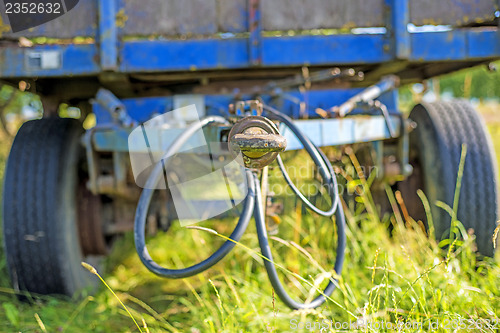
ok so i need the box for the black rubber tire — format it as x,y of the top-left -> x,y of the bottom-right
2,117 -> 99,296
401,100 -> 499,256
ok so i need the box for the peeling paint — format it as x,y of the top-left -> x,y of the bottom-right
115,8 -> 128,28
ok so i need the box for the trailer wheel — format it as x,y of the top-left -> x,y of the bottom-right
399,100 -> 499,256
2,117 -> 100,296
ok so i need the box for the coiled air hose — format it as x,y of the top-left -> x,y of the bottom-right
257,105 -> 346,309
134,116 -> 255,279
263,105 -> 340,217
134,109 -> 346,309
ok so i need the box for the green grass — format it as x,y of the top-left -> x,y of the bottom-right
490,123 -> 500,176
0,109 -> 499,332
479,103 -> 500,178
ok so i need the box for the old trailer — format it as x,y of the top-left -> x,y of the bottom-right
0,0 -> 498,308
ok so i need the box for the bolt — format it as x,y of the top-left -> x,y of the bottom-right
406,120 -> 417,132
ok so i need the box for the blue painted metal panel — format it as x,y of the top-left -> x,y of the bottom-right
98,0 -> 118,70
411,31 -> 467,61
120,39 -> 250,72
123,35 -> 390,72
122,30 -> 500,72
119,30 -> 500,73
93,88 -> 399,124
0,30 -> 498,78
94,96 -> 174,124
261,34 -> 392,66
0,44 -> 100,78
467,29 -> 500,58
120,34 -> 392,72
411,30 -> 500,61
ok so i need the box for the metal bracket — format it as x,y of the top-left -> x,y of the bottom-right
387,0 -> 410,59
248,0 -> 262,66
98,0 -> 118,70
229,99 -> 263,116
330,75 -> 400,117
82,124 -> 134,197
93,88 -> 135,127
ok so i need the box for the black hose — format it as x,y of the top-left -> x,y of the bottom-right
264,105 -> 339,217
254,172 -> 346,309
134,108 -> 346,310
134,116 -> 255,279
254,107 -> 346,309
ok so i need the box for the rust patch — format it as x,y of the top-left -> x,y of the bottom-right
115,8 -> 128,28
